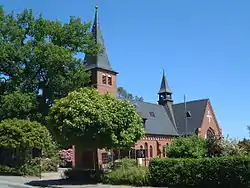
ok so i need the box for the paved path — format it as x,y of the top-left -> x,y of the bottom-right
0,181 -> 28,188
0,175 -> 152,188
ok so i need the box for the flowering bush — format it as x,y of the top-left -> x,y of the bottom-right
59,148 -> 73,167
207,135 -> 244,157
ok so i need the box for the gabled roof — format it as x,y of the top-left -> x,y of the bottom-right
158,70 -> 172,94
173,99 -> 208,135
83,6 -> 116,73
134,101 -> 179,136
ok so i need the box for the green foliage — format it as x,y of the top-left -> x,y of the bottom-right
117,87 -> 143,102
103,166 -> 150,186
111,158 -> 137,170
0,91 -> 39,121
49,87 -> 144,149
0,118 -> 57,172
103,159 -> 150,186
0,7 -> 99,117
207,135 -> 244,157
166,135 -> 207,158
30,157 -> 59,173
17,159 -> 41,176
0,162 -> 41,176
166,135 -> 244,158
0,119 -> 52,150
149,156 -> 250,188
0,155 -> 59,176
217,136 -> 243,156
0,165 -> 17,175
238,138 -> 250,154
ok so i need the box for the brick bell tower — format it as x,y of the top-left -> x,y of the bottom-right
84,5 -> 118,96
74,5 -> 118,169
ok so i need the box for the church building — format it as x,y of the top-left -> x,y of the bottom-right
74,6 -> 222,168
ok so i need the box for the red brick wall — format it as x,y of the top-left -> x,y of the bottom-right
136,135 -> 173,157
91,69 -> 117,97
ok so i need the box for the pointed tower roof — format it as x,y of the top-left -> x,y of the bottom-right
158,70 -> 172,94
84,5 -> 117,73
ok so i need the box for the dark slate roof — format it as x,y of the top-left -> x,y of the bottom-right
173,99 -> 208,135
134,101 -> 179,136
158,70 -> 172,94
83,6 -> 116,73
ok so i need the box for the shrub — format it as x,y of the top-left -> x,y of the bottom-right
110,158 -> 137,170
42,157 -> 59,172
149,156 -> 250,188
0,118 -> 59,175
0,165 -> 18,175
0,119 -> 54,161
238,138 -> 250,154
207,135 -> 244,157
0,156 -> 59,176
103,166 -> 150,186
59,148 -> 73,167
31,157 -> 59,172
103,158 -> 150,186
18,162 -> 41,176
166,135 -> 245,159
166,135 -> 207,158
0,163 -> 41,176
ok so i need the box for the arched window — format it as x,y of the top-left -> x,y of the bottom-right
140,145 -> 143,149
102,74 -> 107,84
150,145 -> 153,158
144,143 -> 148,158
108,75 -> 112,85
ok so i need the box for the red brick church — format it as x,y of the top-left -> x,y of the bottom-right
73,6 -> 222,168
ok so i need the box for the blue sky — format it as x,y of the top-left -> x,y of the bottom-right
1,0 -> 250,139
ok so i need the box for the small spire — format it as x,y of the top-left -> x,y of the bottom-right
93,4 -> 99,27
158,69 -> 172,94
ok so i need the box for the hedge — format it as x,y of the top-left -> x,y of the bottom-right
103,166 -> 150,186
149,156 -> 250,188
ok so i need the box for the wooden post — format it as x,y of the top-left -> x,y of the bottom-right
72,145 -> 76,168
93,150 -> 96,170
118,149 -> 120,160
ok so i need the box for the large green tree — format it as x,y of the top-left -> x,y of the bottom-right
0,7 -> 99,118
49,87 -> 145,149
117,87 -> 143,103
0,91 -> 39,121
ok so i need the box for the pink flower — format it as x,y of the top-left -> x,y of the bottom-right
59,148 -> 73,162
